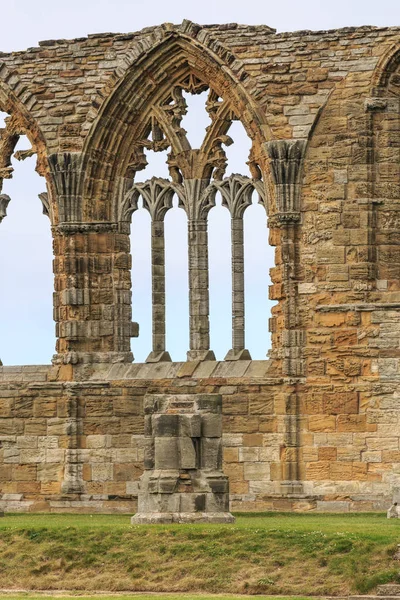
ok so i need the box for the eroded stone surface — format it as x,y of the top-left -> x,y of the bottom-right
0,22 -> 398,513
131,394 -> 234,523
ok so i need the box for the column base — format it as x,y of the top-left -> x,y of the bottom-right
186,350 -> 215,361
131,512 -> 235,524
146,351 -> 172,363
224,348 -> 252,361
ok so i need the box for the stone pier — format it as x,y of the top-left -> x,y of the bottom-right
131,394 -> 235,524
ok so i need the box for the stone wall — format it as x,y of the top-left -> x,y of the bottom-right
0,22 -> 399,512
0,358 -> 396,513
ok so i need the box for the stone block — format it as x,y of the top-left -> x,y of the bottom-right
201,438 -> 222,469
154,438 -> 179,470
12,465 -> 37,481
37,464 -> 63,482
178,438 -> 197,469
201,414 -> 221,438
223,447 -> 238,463
305,461 -> 330,480
180,414 -> 201,438
309,415 -> 336,432
91,463 -> 113,482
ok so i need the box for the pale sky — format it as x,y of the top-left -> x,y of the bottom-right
0,0 -> 398,365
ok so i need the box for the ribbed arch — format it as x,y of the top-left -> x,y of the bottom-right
82,32 -> 274,223
372,44 -> 400,94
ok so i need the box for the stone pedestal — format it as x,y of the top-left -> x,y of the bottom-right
131,394 -> 235,524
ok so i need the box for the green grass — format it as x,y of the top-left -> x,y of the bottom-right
0,513 -> 399,595
0,596 -> 314,600
0,596 -> 315,600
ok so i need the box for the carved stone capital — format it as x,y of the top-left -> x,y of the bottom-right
48,152 -> 84,223
0,194 -> 11,223
268,213 -> 301,228
177,179 -> 215,221
123,177 -> 175,221
208,174 -> 255,218
265,139 -> 306,222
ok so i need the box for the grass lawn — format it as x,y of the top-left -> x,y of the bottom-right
0,513 -> 399,595
0,596 -> 314,600
0,593 -> 316,600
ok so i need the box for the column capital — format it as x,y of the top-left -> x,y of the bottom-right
122,177 -> 174,222
48,151 -> 84,223
265,139 -> 306,223
177,179 -> 214,221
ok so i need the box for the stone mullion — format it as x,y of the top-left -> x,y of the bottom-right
187,219 -> 214,361
225,217 -> 251,361
232,217 -> 245,352
146,219 -> 171,362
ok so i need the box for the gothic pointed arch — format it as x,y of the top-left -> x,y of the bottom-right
81,28 -> 275,223
78,31 -> 277,363
371,44 -> 400,95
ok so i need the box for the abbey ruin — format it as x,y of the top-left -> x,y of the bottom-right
0,20 -> 399,514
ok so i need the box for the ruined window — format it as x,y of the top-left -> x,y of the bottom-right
0,111 -> 53,365
123,74 -> 270,362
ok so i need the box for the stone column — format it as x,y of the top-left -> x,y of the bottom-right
213,175 -> 258,360
230,217 -> 247,357
265,140 -> 306,374
49,152 -> 138,365
265,139 -> 306,495
127,178 -> 174,362
148,219 -> 170,361
180,180 -> 215,361
132,393 -> 234,524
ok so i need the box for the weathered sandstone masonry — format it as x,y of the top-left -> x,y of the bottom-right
0,21 -> 399,512
132,393 -> 234,523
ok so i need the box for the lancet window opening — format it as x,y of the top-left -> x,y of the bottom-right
122,74 -> 267,363
0,108 -> 53,365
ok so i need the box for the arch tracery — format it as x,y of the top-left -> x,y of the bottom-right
118,67 -> 268,362
0,77 -> 50,223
